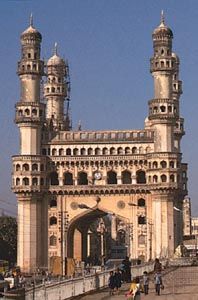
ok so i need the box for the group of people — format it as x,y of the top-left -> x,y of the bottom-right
108,258 -> 164,299
108,268 -> 122,295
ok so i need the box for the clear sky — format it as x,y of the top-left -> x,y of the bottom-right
0,0 -> 198,216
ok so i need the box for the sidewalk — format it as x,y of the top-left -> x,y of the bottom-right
78,282 -> 198,300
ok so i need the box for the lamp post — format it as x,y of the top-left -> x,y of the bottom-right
127,203 -> 138,259
58,209 -> 69,276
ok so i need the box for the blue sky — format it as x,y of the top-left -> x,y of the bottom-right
0,0 -> 198,215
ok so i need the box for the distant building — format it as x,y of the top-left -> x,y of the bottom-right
183,196 -> 192,236
12,13 -> 188,273
191,217 -> 198,236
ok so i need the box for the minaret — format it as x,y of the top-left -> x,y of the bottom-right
12,16 -> 48,273
16,14 -> 45,154
44,43 -> 71,130
149,11 -> 177,152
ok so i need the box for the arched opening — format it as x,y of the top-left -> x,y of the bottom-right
160,161 -> 167,168
52,148 -> 57,156
139,147 -> 143,154
110,147 -> 116,155
138,215 -> 146,225
49,235 -> 57,246
160,106 -> 166,112
170,161 -> 175,168
121,170 -> 131,184
153,175 -> 158,183
81,148 -> 86,155
67,209 -> 129,263
32,163 -> 38,171
16,164 -> 20,171
25,108 -> 30,115
32,177 -> 38,186
153,161 -> 158,169
132,147 -> 137,154
88,148 -> 93,155
73,148 -> 79,156
138,198 -> 145,207
23,177 -> 29,186
50,199 -> 57,208
78,172 -> 88,185
107,171 -> 117,184
125,147 -> 130,154
170,174 -> 175,182
95,148 -> 101,155
16,178 -> 20,186
66,148 -> 71,155
161,174 -> 167,182
22,164 -> 29,171
49,172 -> 59,185
59,148 -> 64,156
50,216 -> 57,226
63,172 -> 73,185
118,147 -> 123,155
136,170 -> 146,184
103,148 -> 108,155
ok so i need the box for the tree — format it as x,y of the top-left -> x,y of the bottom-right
0,216 -> 17,265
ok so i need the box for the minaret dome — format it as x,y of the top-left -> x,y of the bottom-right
21,14 -> 42,43
152,10 -> 173,40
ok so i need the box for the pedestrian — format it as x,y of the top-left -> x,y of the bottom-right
142,271 -> 149,295
108,271 -> 115,296
127,277 -> 141,300
114,268 -> 122,294
154,272 -> 161,295
154,258 -> 162,273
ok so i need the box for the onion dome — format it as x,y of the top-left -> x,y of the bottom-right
21,14 -> 42,41
47,43 -> 65,66
153,11 -> 173,39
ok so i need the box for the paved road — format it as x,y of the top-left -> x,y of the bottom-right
78,266 -> 198,300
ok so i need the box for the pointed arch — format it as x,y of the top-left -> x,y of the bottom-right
136,170 -> 146,184
107,171 -> 117,184
121,170 -> 132,184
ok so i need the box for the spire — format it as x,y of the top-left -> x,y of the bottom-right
160,10 -> 165,25
30,13 -> 33,27
54,42 -> 58,56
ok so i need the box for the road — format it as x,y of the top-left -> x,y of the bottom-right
78,266 -> 198,300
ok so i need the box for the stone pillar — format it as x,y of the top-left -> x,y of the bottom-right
17,194 -> 48,273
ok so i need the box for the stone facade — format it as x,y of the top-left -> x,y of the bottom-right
12,14 -> 188,273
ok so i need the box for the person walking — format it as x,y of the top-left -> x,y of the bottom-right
114,268 -> 122,294
154,272 -> 161,295
142,271 -> 149,295
127,277 -> 141,300
108,271 -> 115,296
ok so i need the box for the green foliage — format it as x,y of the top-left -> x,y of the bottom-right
0,216 -> 17,264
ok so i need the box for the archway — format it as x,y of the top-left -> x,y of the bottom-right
67,208 -> 129,265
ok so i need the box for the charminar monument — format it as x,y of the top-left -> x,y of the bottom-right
12,13 -> 188,273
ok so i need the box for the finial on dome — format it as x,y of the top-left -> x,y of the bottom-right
54,42 -> 58,55
30,13 -> 33,27
160,10 -> 165,25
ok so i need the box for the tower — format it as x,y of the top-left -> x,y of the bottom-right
12,16 -> 48,272
44,43 -> 71,131
147,12 -> 186,257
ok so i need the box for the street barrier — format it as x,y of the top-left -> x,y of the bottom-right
24,262 -> 155,300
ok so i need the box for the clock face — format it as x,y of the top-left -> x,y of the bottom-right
94,172 -> 102,180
